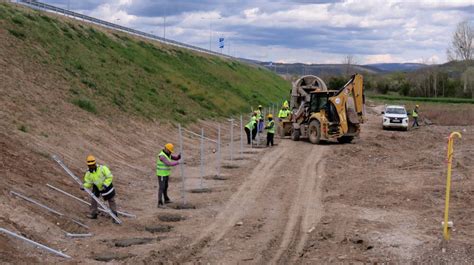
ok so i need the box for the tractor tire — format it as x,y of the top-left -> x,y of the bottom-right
308,120 -> 321,144
337,136 -> 354,144
291,129 -> 300,141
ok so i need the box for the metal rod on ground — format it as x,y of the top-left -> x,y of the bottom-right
51,155 -> 122,224
178,124 -> 186,205
230,119 -> 234,161
11,190 -> 90,229
66,233 -> 93,238
240,114 -> 243,158
46,184 -> 136,218
0,228 -> 71,259
10,191 -> 63,216
200,128 -> 204,189
217,124 -> 221,178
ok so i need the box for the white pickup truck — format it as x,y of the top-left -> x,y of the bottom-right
382,105 -> 409,131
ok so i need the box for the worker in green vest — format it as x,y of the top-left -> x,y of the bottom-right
83,155 -> 118,222
256,105 -> 264,133
245,112 -> 258,144
278,101 -> 291,121
265,114 -> 275,147
412,104 -> 419,128
156,143 -> 181,208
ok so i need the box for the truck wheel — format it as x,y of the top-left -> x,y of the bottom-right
337,136 -> 353,144
308,120 -> 321,144
291,129 -> 300,141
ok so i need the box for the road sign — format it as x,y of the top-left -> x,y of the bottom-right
219,37 -> 224,49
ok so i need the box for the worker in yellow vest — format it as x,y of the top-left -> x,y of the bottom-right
412,104 -> 419,128
245,112 -> 258,144
278,101 -> 291,121
156,143 -> 181,208
265,114 -> 275,146
256,105 -> 264,133
83,155 -> 118,222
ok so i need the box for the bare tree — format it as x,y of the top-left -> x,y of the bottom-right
342,55 -> 358,76
447,20 -> 473,93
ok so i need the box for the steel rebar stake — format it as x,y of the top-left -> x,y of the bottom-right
217,124 -> 221,178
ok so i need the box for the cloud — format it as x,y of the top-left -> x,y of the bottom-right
40,0 -> 474,64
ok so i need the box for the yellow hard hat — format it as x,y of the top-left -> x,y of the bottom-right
258,105 -> 262,108
86,155 -> 96,166
416,104 -> 419,107
267,114 -> 273,118
165,143 -> 174,153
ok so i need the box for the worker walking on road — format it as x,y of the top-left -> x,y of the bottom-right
245,112 -> 258,144
256,105 -> 264,133
265,114 -> 275,147
83,155 -> 118,222
278,101 -> 291,121
412,104 -> 420,128
156,143 -> 181,208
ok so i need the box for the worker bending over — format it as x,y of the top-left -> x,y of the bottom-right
265,114 -> 275,147
245,112 -> 258,144
83,155 -> 118,223
156,143 -> 181,208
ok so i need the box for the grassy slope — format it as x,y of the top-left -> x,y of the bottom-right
0,3 -> 289,123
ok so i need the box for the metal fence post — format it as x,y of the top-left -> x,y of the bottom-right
178,124 -> 186,205
230,119 -> 234,161
200,128 -> 204,189
217,124 -> 221,178
240,114 -> 243,158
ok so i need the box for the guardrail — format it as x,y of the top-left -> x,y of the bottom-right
16,0 -> 233,59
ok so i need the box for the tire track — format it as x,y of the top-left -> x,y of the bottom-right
270,145 -> 326,264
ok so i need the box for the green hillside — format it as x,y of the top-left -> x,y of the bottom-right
0,3 -> 289,123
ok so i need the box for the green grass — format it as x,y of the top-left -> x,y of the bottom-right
0,3 -> 290,123
367,94 -> 474,104
72,98 -> 97,113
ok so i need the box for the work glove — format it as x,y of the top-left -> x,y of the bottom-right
176,153 -> 182,160
80,186 -> 85,191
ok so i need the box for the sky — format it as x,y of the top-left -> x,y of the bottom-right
41,0 -> 474,65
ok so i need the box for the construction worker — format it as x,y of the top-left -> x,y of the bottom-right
156,143 -> 181,208
245,112 -> 258,144
256,105 -> 264,133
278,101 -> 291,121
83,155 -> 118,222
412,104 -> 420,128
265,114 -> 275,146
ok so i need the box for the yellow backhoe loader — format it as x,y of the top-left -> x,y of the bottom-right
290,74 -> 365,144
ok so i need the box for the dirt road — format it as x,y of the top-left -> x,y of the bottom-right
178,140 -> 326,264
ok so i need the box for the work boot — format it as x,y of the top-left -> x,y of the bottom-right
164,197 -> 172,204
86,213 -> 97,219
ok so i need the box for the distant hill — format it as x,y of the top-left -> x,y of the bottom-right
257,62 -> 427,76
365,63 -> 427,72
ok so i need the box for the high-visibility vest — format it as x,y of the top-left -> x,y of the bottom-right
156,150 -> 172,177
267,120 -> 275,134
278,109 -> 291,118
83,165 -> 113,190
412,109 -> 418,118
245,116 -> 257,130
255,109 -> 263,120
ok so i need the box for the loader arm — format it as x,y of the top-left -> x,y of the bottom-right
328,74 -> 364,134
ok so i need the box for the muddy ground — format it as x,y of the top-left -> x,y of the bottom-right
1,98 -> 473,264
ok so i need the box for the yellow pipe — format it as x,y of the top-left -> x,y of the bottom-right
443,131 -> 461,240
